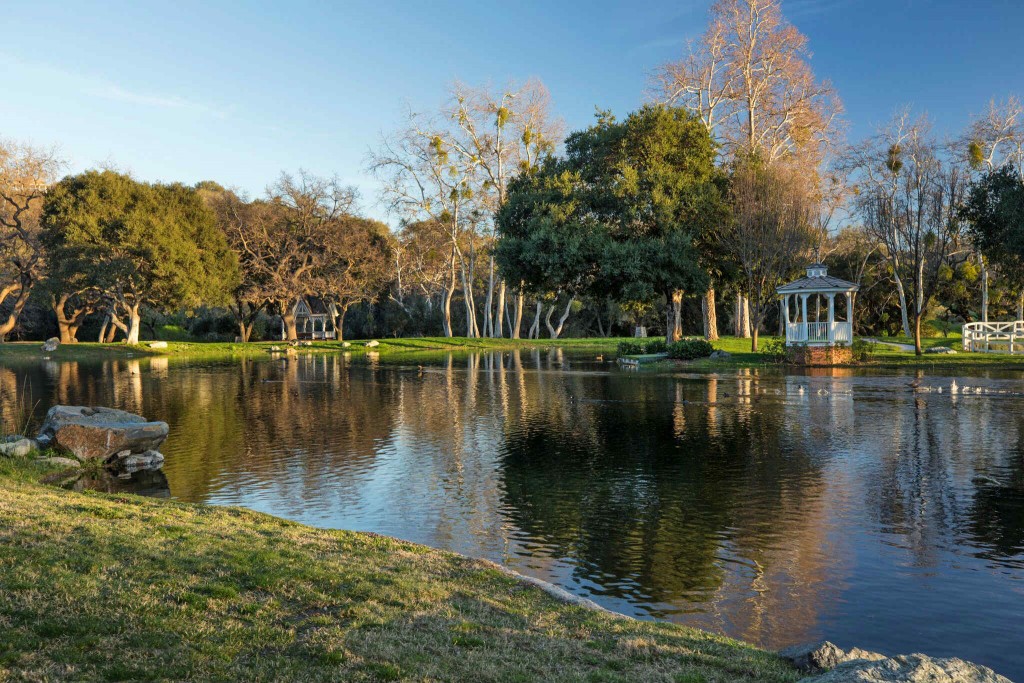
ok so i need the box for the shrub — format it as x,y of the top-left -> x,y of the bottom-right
667,338 -> 714,360
617,341 -> 645,356
645,339 -> 667,354
762,338 -> 788,364
851,338 -> 877,362
616,339 -> 668,356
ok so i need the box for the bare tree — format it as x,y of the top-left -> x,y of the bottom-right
0,140 -> 59,340
654,0 -> 841,340
852,114 -> 968,354
444,79 -> 561,338
316,217 -> 394,340
959,96 -> 1024,321
370,111 -> 481,337
215,172 -> 357,340
727,161 -> 819,351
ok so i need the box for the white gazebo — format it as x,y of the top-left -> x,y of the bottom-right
777,264 -> 859,346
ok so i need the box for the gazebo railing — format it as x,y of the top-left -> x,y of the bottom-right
786,321 -> 852,345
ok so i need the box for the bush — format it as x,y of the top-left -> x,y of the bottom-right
667,338 -> 714,360
645,339 -> 667,354
762,338 -> 788,364
851,338 -> 877,362
616,339 -> 668,356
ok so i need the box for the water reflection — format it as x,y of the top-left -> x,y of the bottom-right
1,352 -> 1022,679
66,468 -> 171,497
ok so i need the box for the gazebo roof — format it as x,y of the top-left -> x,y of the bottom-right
777,264 -> 858,294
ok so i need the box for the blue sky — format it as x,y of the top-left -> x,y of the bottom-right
3,0 -> 1022,224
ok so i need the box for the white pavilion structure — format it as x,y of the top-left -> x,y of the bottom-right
777,264 -> 859,346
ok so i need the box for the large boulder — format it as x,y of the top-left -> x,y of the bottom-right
801,653 -> 1011,682
781,642 -> 1010,682
36,406 -> 168,462
42,337 -> 59,352
781,641 -> 885,674
148,341 -> 168,349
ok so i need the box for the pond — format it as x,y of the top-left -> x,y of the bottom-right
2,349 -> 1022,679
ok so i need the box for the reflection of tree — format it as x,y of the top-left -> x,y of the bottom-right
499,373 -> 839,644
966,427 -> 1024,564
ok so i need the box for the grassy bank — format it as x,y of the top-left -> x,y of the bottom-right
0,457 -> 797,683
2,333 -> 1023,371
0,336 -> 631,362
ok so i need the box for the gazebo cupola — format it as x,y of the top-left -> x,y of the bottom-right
777,264 -> 859,347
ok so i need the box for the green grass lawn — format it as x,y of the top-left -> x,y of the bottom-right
2,333 -> 1023,371
0,336 -> 632,362
0,457 -> 797,683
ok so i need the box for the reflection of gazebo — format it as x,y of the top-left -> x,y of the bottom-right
777,264 -> 858,347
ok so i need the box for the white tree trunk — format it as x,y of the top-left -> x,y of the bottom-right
529,300 -> 542,339
494,279 -> 506,338
546,297 -> 574,339
512,290 -> 524,339
892,272 -> 912,337
980,255 -> 989,322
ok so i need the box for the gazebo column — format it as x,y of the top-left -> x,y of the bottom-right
782,295 -> 791,344
827,293 -> 836,344
846,291 -> 854,343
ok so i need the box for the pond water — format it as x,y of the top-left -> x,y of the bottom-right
2,350 -> 1022,679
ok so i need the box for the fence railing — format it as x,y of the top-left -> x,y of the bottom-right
786,322 -> 853,345
962,321 -> 1024,353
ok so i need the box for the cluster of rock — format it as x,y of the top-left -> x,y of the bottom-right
0,405 -> 169,474
780,641 -> 1011,682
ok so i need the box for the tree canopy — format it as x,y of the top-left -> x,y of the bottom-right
496,105 -> 726,341
40,170 -> 238,343
962,166 -> 1024,286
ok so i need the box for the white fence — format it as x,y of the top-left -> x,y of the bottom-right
786,322 -> 853,345
962,321 -> 1024,353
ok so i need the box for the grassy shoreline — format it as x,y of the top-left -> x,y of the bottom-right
1,334 -> 1023,371
0,457 -> 797,682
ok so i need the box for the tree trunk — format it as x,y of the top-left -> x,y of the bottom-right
734,294 -> 751,338
494,279 -> 506,338
667,289 -> 684,344
512,290 -> 524,339
1017,291 -> 1023,321
703,288 -> 719,341
441,260 -> 457,337
980,255 -> 989,322
332,306 -> 348,342
99,315 -> 110,343
279,301 -> 298,341
460,265 -> 479,338
238,320 -> 253,343
126,303 -> 142,345
58,314 -> 81,343
914,313 -> 923,356
545,297 -> 574,339
529,300 -> 542,339
53,293 -> 90,344
0,284 -> 31,342
893,273 -> 912,337
751,326 -> 759,353
483,256 -> 495,337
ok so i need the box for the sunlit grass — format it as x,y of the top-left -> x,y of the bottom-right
0,458 -> 798,682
